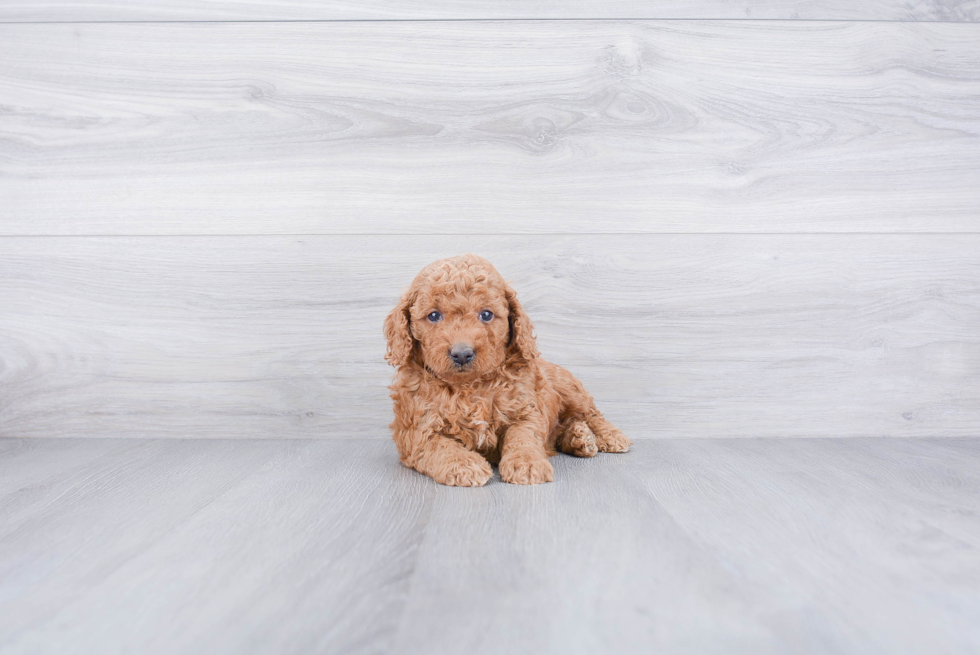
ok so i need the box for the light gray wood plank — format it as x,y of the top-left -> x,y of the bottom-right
0,438 -> 432,655
394,438 -> 980,654
1,0 -> 978,22
1,234 -> 977,439
3,438 -> 977,654
0,437 -> 142,496
638,438 -> 980,654
2,21 -> 979,235
394,445 -> 783,654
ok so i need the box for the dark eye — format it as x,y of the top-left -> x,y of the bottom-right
427,311 -> 442,322
479,310 -> 494,322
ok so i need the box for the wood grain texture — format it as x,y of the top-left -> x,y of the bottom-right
1,234 -> 977,439
2,21 -> 980,235
0,439 -> 434,655
2,438 -> 978,654
398,437 -> 980,654
1,0 -> 979,22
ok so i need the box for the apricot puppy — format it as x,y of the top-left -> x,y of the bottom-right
384,254 -> 630,486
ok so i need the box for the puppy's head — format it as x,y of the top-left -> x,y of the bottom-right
384,254 -> 538,382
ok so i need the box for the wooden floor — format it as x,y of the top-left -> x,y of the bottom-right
1,437 -> 978,654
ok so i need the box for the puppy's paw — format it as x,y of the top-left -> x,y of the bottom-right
559,421 -> 598,458
595,427 -> 631,453
500,454 -> 554,485
433,453 -> 493,487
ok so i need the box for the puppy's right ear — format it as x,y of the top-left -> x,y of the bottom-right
384,290 -> 415,367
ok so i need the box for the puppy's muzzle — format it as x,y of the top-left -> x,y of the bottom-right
449,344 -> 476,367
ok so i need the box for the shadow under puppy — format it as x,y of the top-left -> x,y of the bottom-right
384,254 -> 630,486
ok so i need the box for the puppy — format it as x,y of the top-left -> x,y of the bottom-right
384,254 -> 630,486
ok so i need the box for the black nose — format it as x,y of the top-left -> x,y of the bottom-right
449,344 -> 475,366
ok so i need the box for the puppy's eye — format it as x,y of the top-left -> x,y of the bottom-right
479,310 -> 494,322
427,311 -> 442,322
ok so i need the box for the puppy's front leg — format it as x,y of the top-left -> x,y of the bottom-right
499,417 -> 554,485
415,434 -> 493,487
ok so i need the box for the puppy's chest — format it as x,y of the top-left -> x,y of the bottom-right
433,390 -> 515,453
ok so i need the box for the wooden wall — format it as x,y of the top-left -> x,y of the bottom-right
1,3 -> 978,439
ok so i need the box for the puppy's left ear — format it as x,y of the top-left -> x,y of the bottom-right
384,290 -> 415,367
505,283 -> 539,361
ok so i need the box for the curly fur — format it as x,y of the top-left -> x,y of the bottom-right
384,254 -> 630,486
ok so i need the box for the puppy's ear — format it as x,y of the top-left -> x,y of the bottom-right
384,290 -> 415,367
505,283 -> 539,361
